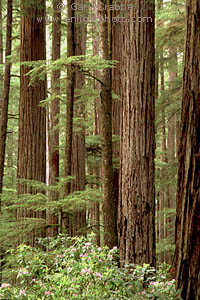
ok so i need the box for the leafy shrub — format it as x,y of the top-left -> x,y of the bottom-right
0,234 -> 182,299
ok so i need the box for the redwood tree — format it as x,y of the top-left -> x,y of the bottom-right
17,0 -> 46,245
89,0 -> 101,245
175,0 -> 200,298
0,0 -> 12,209
47,0 -> 61,237
62,0 -> 75,233
0,0 -> 3,114
0,0 -> 12,283
118,0 -> 156,266
112,0 -> 122,231
69,1 -> 87,236
98,0 -> 117,248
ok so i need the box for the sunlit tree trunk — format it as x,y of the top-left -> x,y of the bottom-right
62,0 -> 75,233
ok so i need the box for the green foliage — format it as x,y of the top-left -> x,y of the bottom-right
0,178 -> 102,248
156,236 -> 175,257
23,55 -> 117,87
85,134 -> 120,158
1,234 -> 182,300
156,1 -> 185,51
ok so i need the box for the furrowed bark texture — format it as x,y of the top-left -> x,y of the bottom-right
175,1 -> 200,298
17,0 -> 46,245
118,0 -> 156,266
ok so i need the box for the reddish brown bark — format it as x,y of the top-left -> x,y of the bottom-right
118,0 -> 156,266
17,0 -> 46,245
0,0 -> 3,114
175,1 -> 200,298
0,0 -> 12,207
0,0 -> 12,283
47,0 -> 61,237
98,0 -> 117,248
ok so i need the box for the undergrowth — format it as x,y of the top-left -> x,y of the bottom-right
0,233 -> 182,300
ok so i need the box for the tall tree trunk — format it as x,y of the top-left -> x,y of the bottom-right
0,0 -> 12,283
156,0 -> 166,264
118,0 -> 156,267
155,46 -> 159,261
69,2 -> 87,236
98,0 -> 117,248
89,0 -> 101,245
62,0 -> 75,233
0,0 -> 12,209
175,0 -> 200,298
47,0 -> 61,237
0,0 -> 3,116
166,46 -> 177,264
17,0 -> 46,245
112,1 -> 121,228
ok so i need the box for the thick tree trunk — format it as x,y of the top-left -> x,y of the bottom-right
17,0 -> 46,245
47,0 -> 61,237
98,0 -> 117,248
118,0 -> 156,267
175,1 -> 200,299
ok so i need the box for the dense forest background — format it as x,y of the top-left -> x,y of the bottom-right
0,0 -> 199,299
